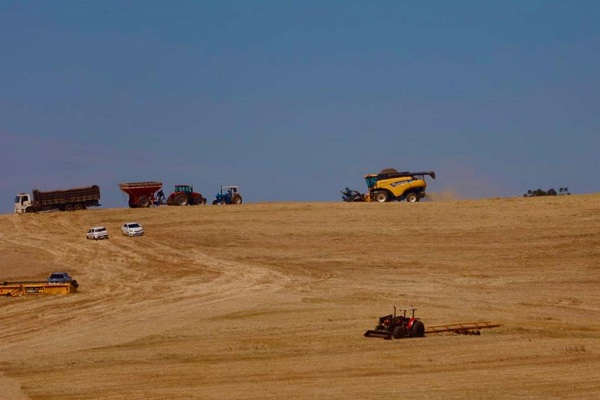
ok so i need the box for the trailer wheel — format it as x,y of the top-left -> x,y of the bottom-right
65,204 -> 74,212
137,196 -> 151,208
392,325 -> 407,339
406,192 -> 419,203
374,191 -> 389,203
74,203 -> 84,211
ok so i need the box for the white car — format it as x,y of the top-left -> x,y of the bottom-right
121,222 -> 144,236
87,226 -> 109,240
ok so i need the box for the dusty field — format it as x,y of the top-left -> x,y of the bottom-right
1,195 -> 599,399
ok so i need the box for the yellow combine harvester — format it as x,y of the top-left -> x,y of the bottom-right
364,168 -> 436,203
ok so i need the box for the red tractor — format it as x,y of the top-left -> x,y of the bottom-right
166,184 -> 207,206
364,307 -> 425,340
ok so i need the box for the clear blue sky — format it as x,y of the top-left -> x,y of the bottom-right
1,0 -> 599,213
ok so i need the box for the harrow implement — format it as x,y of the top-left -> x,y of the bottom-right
425,321 -> 501,336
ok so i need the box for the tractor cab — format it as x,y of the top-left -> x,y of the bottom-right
174,184 -> 193,193
222,186 -> 238,195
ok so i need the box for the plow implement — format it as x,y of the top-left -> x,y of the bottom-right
425,321 -> 501,336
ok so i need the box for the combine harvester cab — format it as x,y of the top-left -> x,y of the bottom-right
119,182 -> 164,208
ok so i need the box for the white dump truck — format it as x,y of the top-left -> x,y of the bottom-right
14,185 -> 101,213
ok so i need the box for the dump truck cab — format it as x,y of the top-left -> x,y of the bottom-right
365,169 -> 435,203
14,193 -> 32,213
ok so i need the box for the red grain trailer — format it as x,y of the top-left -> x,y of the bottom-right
119,182 -> 164,208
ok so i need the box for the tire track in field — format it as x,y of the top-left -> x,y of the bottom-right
0,216 -> 304,360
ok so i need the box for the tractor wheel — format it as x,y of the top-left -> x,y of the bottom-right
374,191 -> 389,203
406,192 -> 419,203
137,195 -> 151,208
193,196 -> 205,205
232,194 -> 243,205
410,321 -> 425,337
212,200 -> 218,205
392,325 -> 407,339
174,194 -> 188,206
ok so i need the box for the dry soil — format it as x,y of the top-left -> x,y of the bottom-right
0,195 -> 599,399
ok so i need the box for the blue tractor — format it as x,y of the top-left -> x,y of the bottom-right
212,186 -> 243,205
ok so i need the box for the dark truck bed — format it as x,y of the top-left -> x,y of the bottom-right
33,185 -> 101,208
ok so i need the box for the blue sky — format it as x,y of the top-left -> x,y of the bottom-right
1,0 -> 599,213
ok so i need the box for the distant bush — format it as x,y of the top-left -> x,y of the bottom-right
523,187 -> 570,197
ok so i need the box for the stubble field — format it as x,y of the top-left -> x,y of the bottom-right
0,195 -> 599,399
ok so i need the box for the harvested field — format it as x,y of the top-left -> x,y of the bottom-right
1,195 -> 599,399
